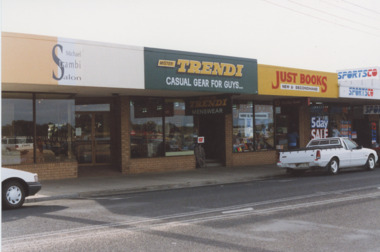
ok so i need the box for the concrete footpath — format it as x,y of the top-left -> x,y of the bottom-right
26,164 -> 285,203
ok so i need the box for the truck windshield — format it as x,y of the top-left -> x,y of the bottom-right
343,138 -> 358,150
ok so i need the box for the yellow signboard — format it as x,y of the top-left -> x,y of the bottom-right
258,64 -> 338,98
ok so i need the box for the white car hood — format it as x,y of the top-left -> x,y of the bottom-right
1,167 -> 38,183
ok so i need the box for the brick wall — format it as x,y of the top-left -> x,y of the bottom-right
225,113 -> 233,167
129,156 -> 196,174
7,162 -> 78,180
120,97 -> 131,174
231,151 -> 277,166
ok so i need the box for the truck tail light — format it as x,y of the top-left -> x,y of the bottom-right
315,150 -> 321,160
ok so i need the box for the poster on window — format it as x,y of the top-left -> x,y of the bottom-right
371,122 -> 377,144
311,116 -> 329,139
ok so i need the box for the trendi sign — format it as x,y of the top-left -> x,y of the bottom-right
144,48 -> 258,94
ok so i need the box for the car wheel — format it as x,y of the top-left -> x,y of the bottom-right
2,180 -> 26,209
366,155 -> 376,171
328,158 -> 339,175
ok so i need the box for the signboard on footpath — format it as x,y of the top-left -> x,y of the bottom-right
258,64 -> 338,98
337,67 -> 380,99
144,48 -> 258,94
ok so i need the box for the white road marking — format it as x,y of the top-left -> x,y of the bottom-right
222,207 -> 254,214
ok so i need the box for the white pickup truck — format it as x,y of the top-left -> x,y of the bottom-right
277,137 -> 378,175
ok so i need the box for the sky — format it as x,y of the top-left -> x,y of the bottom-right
2,0 -> 380,72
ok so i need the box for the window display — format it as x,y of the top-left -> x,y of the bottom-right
130,98 -> 195,158
329,106 -> 351,138
36,94 -> 76,163
233,101 -> 274,152
130,98 -> 163,158
254,105 -> 274,150
2,93 -> 34,165
2,93 -> 76,165
164,99 -> 194,156
232,101 -> 254,152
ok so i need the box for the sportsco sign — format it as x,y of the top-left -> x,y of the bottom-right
338,67 -> 379,80
338,66 -> 380,100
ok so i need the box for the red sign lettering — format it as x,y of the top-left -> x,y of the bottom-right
272,71 -> 328,92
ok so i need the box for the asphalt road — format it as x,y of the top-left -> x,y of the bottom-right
3,168 -> 380,252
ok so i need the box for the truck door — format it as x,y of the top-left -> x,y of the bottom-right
343,138 -> 366,167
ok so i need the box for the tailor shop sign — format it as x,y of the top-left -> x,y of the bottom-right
258,65 -> 338,98
144,48 -> 258,94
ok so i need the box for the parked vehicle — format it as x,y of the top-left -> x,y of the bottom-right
277,137 -> 378,175
372,145 -> 380,164
2,137 -> 33,151
2,167 -> 42,209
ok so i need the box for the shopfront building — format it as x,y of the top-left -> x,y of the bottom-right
337,67 -> 380,148
258,64 -> 339,149
3,32 -> 378,180
140,48 -> 263,168
2,32 -> 144,179
3,32 -> 278,180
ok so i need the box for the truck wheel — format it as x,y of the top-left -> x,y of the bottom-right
2,180 -> 26,209
328,158 -> 339,175
286,168 -> 305,176
286,168 -> 295,175
366,155 -> 376,171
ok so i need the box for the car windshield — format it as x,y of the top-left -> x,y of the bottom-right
343,138 -> 358,150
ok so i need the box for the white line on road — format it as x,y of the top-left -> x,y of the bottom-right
222,207 -> 254,214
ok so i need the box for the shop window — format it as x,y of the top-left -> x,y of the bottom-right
35,94 -> 76,163
310,105 -> 329,140
2,93 -> 34,165
130,98 -> 164,158
232,101 -> 254,152
254,105 -> 274,150
233,101 -> 274,152
329,105 -> 351,138
164,99 -> 194,156
130,98 -> 196,158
